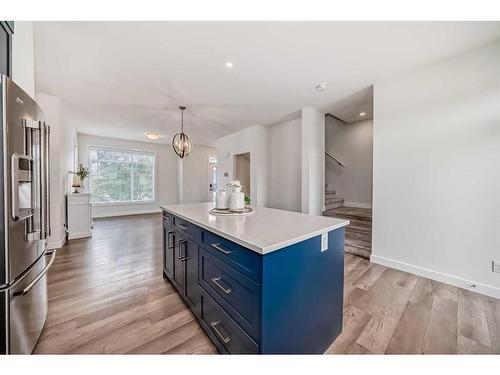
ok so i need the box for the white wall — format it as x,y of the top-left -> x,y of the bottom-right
216,125 -> 270,206
325,117 -> 373,207
269,118 -> 302,212
61,107 -> 78,196
372,40 -> 500,298
35,93 -> 77,250
217,112 -> 324,214
182,145 -> 217,204
78,134 -> 178,217
301,107 -> 325,215
12,21 -> 35,98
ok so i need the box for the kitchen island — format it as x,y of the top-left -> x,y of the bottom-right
160,202 -> 349,354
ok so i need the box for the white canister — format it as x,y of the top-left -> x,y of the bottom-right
216,189 -> 228,209
230,191 -> 245,210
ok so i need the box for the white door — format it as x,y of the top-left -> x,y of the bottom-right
208,157 -> 217,202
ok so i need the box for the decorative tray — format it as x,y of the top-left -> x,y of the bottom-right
209,207 -> 254,216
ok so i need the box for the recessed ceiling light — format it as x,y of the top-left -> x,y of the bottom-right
225,61 -> 234,68
316,83 -> 326,91
145,131 -> 161,140
359,112 -> 367,117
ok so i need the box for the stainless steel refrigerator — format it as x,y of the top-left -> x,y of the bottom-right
0,74 -> 55,354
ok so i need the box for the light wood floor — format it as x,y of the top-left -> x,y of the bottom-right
324,206 -> 372,259
34,214 -> 500,354
34,214 -> 216,354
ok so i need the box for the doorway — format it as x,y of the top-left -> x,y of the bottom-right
233,152 -> 250,197
324,86 -> 373,260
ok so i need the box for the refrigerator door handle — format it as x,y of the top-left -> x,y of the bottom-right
44,123 -> 51,236
38,121 -> 51,239
12,250 -> 56,297
22,119 -> 40,241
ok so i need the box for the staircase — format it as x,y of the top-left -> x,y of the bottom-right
323,191 -> 372,259
325,190 -> 344,210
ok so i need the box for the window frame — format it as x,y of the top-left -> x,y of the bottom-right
87,144 -> 157,206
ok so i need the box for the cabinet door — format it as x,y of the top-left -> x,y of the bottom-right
173,235 -> 186,292
163,220 -> 174,279
184,239 -> 200,313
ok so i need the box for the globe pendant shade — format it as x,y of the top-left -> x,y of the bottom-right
172,131 -> 192,158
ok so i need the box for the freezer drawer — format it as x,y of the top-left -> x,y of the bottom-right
9,250 -> 55,354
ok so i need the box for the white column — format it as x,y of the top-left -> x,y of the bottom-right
301,106 -> 325,215
177,157 -> 184,203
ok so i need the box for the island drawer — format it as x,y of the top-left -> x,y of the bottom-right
172,215 -> 201,242
199,248 -> 260,340
200,230 -> 261,282
201,289 -> 259,354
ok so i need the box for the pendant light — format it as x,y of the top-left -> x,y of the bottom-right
172,106 -> 192,158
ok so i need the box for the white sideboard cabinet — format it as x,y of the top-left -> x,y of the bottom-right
66,193 -> 92,240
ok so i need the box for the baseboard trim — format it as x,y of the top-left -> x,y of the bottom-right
344,202 -> 372,209
68,232 -> 92,240
370,254 -> 500,299
48,237 -> 65,250
93,208 -> 162,219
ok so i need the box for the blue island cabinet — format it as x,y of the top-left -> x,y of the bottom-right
162,210 -> 345,354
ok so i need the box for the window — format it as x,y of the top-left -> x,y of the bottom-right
88,146 -> 156,204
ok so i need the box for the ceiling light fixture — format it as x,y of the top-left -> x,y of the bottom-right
359,112 -> 367,116
225,61 -> 234,68
145,131 -> 161,140
316,83 -> 326,91
172,106 -> 192,159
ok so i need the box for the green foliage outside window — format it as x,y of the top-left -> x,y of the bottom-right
89,147 -> 155,204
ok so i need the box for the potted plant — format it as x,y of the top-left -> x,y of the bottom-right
71,163 -> 89,192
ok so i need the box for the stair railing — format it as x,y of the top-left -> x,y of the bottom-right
325,151 -> 345,167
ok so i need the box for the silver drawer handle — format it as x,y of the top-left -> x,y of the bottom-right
211,320 -> 231,344
178,223 -> 188,230
211,277 -> 232,294
211,243 -> 231,255
13,250 -> 56,297
178,239 -> 189,262
167,231 -> 175,249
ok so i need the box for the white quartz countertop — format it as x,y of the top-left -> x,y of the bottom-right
161,202 -> 349,255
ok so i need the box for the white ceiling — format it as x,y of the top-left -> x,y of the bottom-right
329,86 -> 373,123
34,22 -> 500,145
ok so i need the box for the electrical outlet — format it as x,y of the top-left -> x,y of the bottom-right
492,260 -> 500,273
321,232 -> 328,252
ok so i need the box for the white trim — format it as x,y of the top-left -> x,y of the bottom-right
370,254 -> 500,299
68,232 -> 92,240
344,201 -> 372,209
92,207 -> 161,219
48,237 -> 65,250
92,199 -> 156,207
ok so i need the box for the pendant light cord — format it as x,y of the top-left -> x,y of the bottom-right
181,107 -> 184,133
